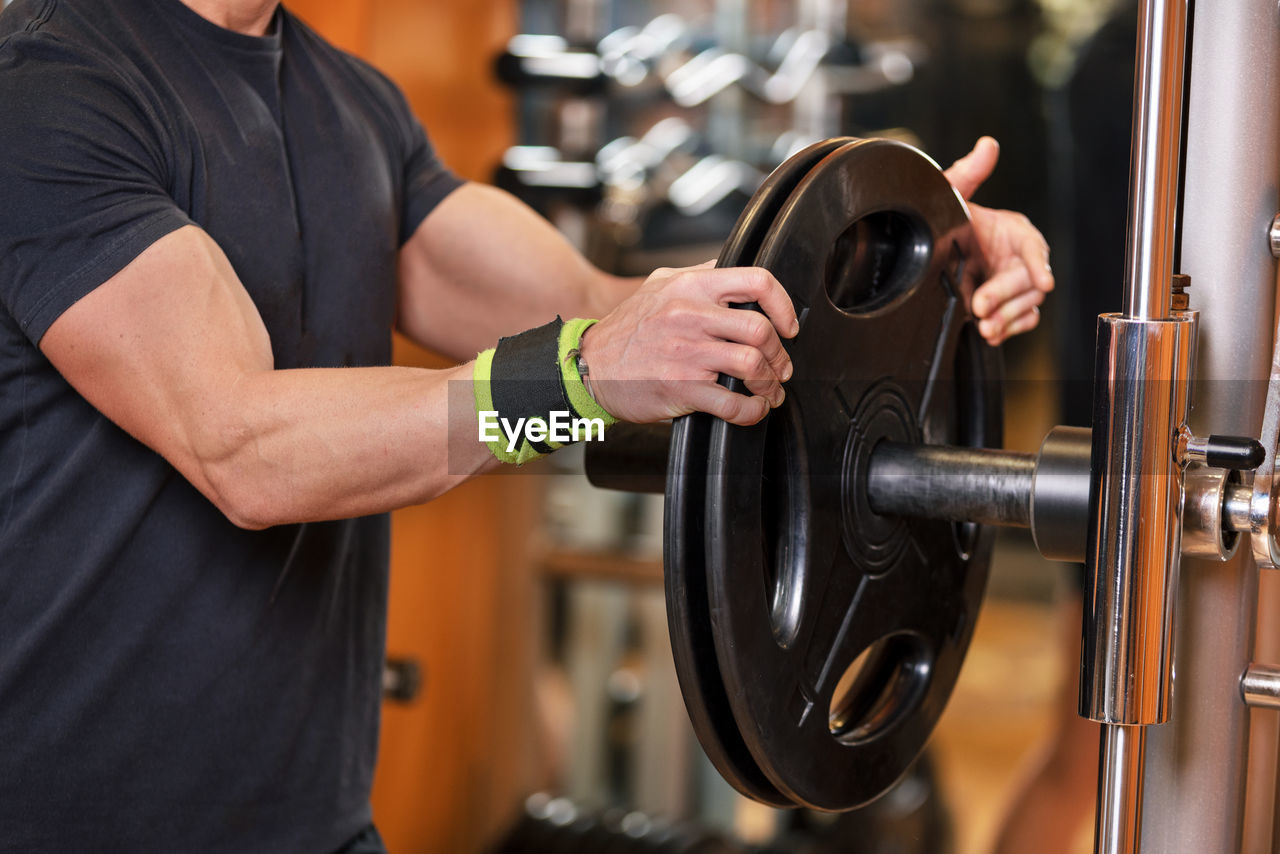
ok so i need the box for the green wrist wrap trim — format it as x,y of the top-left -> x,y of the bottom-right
474,347 -> 546,466
473,316 -> 616,466
559,317 -> 618,427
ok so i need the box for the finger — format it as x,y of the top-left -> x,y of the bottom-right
985,305 -> 1042,345
943,136 -> 1000,201
978,289 -> 1045,344
703,306 -> 793,382
687,267 -> 800,338
1018,234 -> 1055,292
993,286 -> 1046,325
743,375 -> 785,407
971,265 -> 1034,318
697,341 -> 785,403
701,341 -> 786,402
684,382 -> 774,426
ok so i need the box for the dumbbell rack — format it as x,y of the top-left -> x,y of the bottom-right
495,0 -> 921,275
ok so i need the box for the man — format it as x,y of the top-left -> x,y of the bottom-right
0,0 -> 1052,851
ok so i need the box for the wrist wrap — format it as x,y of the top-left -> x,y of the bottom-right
474,316 -> 617,465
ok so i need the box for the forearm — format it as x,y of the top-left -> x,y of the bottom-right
197,362 -> 494,529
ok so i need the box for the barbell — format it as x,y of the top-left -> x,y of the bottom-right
584,137 -> 1263,812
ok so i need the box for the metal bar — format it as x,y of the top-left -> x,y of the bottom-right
1097,726 -> 1148,854
1242,665 -> 1280,711
1122,0 -> 1189,320
865,443 -> 1034,527
1088,1 -> 1193,850
583,422 -> 672,494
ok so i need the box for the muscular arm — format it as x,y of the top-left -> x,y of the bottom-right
396,182 -> 640,360
41,225 -> 497,530
41,219 -> 795,530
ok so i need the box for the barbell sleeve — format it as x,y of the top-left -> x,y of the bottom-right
866,426 -> 1093,563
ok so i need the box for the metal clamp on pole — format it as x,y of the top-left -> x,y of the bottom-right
1084,310 -> 1196,724
1084,0 -> 1192,851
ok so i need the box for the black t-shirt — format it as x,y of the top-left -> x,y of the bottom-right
0,0 -> 461,850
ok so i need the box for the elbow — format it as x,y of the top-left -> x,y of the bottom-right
202,465 -> 281,531
188,426 -> 289,531
219,496 -> 276,531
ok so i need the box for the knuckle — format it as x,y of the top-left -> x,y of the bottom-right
744,314 -> 772,346
744,267 -> 773,295
657,297 -> 696,326
720,395 -> 747,424
643,267 -> 674,292
739,349 -> 768,377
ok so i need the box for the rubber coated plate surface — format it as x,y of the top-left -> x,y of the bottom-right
703,139 -> 1001,811
665,137 -> 851,808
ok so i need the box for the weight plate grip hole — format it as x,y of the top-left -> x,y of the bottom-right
759,401 -> 809,649
828,631 -> 933,744
825,210 -> 932,315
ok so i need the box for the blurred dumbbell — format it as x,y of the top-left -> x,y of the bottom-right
495,16 -> 691,95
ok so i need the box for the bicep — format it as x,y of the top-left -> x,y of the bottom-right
40,225 -> 272,504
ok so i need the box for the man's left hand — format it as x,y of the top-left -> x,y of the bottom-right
944,136 -> 1055,346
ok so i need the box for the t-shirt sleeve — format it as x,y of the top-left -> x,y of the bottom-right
399,111 -> 465,245
0,37 -> 194,344
348,57 -> 464,245
322,41 -> 464,245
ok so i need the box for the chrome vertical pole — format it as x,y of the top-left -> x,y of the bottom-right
1097,726 -> 1147,851
1083,1 -> 1192,852
1119,0 -> 1188,322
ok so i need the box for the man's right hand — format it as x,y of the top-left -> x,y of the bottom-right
578,262 -> 799,427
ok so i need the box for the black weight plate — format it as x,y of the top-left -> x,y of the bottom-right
704,138 -> 1001,811
664,137 -> 852,808
715,137 -> 856,275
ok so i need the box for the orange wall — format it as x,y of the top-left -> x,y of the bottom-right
285,3 -> 542,851
289,0 -> 515,181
